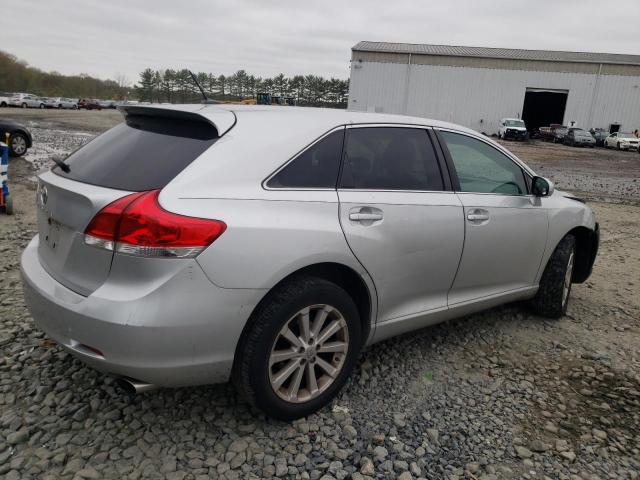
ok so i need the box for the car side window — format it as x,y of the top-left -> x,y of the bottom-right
440,131 -> 527,195
266,129 -> 345,189
340,127 -> 444,191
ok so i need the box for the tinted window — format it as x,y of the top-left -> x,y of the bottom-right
267,129 -> 344,189
440,131 -> 526,195
54,114 -> 218,191
340,127 -> 443,191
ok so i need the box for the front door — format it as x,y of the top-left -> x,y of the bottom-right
437,130 -> 548,305
338,126 -> 464,322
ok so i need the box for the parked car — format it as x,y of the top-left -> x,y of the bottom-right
539,124 -> 563,142
498,118 -> 528,140
552,126 -> 570,143
78,99 -> 102,110
45,97 -> 78,109
0,92 -> 13,107
564,129 -> 595,148
97,99 -> 117,109
20,105 -> 599,419
603,132 -> 640,150
589,128 -> 608,147
0,118 -> 33,156
10,93 -> 46,109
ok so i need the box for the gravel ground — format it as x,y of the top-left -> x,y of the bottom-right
1,110 -> 639,480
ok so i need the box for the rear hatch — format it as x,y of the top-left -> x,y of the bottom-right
36,106 -> 233,296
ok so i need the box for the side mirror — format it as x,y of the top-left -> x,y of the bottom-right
532,176 -> 554,197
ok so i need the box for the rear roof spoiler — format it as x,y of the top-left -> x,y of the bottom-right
117,105 -> 236,136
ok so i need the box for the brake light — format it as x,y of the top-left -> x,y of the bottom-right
84,190 -> 226,258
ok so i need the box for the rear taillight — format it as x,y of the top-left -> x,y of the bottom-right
84,190 -> 226,258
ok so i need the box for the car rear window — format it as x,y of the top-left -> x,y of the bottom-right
53,114 -> 218,191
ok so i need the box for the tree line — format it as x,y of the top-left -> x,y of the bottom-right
0,51 -> 129,99
0,50 -> 349,107
135,68 -> 349,108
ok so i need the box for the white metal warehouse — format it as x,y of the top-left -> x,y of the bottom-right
348,41 -> 640,135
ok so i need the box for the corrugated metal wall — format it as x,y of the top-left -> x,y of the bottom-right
348,61 -> 640,134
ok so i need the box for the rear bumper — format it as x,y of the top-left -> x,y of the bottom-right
21,236 -> 266,387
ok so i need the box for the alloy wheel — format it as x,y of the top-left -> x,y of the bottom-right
11,135 -> 27,155
268,304 -> 349,403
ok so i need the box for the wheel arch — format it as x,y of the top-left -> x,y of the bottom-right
568,225 -> 598,283
540,224 -> 598,286
235,262 -> 375,364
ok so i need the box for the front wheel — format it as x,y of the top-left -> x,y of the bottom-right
21,103 -> 27,109
530,235 -> 576,318
234,276 -> 362,420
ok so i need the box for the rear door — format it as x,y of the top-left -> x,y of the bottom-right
36,110 -> 223,296
436,129 -> 548,305
338,125 -> 464,322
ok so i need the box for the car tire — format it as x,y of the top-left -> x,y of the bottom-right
4,196 -> 13,215
39,104 -> 45,109
72,105 -> 78,110
234,276 -> 362,420
529,234 -> 576,319
9,132 -> 28,157
0,101 -> 6,108
617,142 -> 621,150
21,103 -> 27,109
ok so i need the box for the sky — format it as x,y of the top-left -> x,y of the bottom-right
2,0 -> 640,85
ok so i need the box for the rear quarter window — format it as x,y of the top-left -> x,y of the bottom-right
266,129 -> 345,189
54,114 -> 218,191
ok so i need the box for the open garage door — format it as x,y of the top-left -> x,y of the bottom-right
521,88 -> 568,132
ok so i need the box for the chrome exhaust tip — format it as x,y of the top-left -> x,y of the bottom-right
116,377 -> 158,394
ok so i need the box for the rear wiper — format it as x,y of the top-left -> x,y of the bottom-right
51,156 -> 70,173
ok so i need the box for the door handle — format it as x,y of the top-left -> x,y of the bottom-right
349,212 -> 383,221
467,213 -> 489,221
466,208 -> 490,223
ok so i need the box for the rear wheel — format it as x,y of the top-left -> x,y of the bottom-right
21,103 -> 27,109
617,142 -> 621,150
530,235 -> 576,318
234,276 -> 362,420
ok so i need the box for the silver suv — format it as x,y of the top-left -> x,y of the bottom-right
21,105 -> 599,419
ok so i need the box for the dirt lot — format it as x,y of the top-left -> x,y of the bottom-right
0,109 -> 639,480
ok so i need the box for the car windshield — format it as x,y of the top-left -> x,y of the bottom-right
618,133 -> 636,139
555,127 -> 568,134
576,132 -> 592,138
504,120 -> 525,127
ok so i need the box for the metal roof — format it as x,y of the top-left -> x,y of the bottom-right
352,41 -> 640,66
